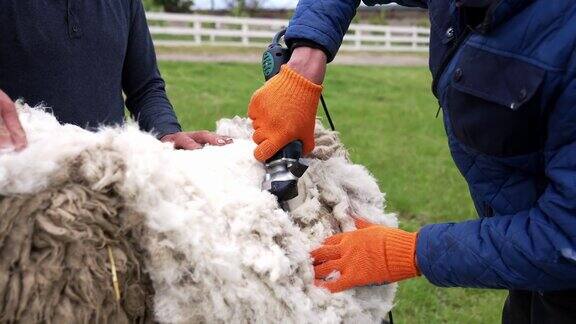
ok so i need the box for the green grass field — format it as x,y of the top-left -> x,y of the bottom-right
159,61 -> 507,323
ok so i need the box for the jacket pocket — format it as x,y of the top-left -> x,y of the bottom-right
447,45 -> 547,157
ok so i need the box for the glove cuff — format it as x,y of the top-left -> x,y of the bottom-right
268,65 -> 323,109
385,228 -> 419,282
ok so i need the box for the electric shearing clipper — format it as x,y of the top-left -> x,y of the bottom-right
260,28 -> 334,206
261,28 -> 309,204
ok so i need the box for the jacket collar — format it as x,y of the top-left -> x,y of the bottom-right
458,0 -> 535,32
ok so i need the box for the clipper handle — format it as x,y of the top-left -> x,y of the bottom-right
262,28 -> 291,81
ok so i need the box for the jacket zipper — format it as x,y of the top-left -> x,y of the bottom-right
431,27 -> 472,99
431,0 -> 504,99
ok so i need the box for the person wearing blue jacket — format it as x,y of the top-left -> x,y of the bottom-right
247,0 -> 576,322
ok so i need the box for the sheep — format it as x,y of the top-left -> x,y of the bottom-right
0,103 -> 397,323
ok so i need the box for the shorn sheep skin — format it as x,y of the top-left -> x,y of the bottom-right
0,103 -> 397,323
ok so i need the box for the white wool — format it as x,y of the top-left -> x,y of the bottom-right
1,103 -> 397,323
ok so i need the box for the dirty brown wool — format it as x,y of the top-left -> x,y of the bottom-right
0,149 -> 154,323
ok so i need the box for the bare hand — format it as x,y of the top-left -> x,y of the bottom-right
161,131 -> 233,150
287,47 -> 327,85
0,89 -> 27,151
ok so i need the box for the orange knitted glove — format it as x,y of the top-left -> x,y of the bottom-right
312,218 -> 419,293
248,65 -> 323,162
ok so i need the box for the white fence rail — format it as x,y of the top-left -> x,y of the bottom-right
146,12 -> 430,52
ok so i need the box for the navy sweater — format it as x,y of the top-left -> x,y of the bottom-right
0,0 -> 181,137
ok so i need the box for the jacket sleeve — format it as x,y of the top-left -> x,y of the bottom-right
416,77 -> 576,291
122,0 -> 182,138
285,0 -> 428,62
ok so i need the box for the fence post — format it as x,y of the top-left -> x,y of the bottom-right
241,23 -> 249,45
194,19 -> 202,44
411,26 -> 418,49
355,28 -> 361,49
211,22 -> 220,43
385,28 -> 391,49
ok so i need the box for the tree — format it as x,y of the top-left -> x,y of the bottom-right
153,0 -> 194,13
225,0 -> 268,16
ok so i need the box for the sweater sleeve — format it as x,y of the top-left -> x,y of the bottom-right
122,0 -> 181,138
285,0 -> 428,62
416,78 -> 576,291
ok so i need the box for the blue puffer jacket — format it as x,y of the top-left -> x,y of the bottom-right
287,0 -> 576,290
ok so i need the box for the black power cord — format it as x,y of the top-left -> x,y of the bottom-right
320,94 -> 335,131
320,92 -> 394,324
319,97 -> 394,324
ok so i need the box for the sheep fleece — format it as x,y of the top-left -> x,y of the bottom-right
0,104 -> 397,323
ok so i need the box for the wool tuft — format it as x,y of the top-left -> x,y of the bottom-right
0,103 -> 397,323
